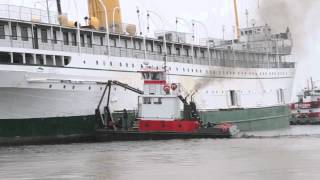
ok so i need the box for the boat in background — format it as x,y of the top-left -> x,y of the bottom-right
291,79 -> 320,125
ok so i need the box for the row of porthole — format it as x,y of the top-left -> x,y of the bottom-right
204,89 -> 285,94
82,60 -> 290,77
48,85 -> 120,91
48,84 -> 285,95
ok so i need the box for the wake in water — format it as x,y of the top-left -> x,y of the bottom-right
239,126 -> 320,138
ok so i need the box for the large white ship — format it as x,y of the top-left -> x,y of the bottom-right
0,0 -> 295,141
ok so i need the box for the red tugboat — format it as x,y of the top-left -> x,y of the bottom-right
290,79 -> 320,125
136,66 -> 239,135
95,66 -> 239,141
138,67 -> 200,133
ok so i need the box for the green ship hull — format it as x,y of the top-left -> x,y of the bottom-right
0,105 -> 290,145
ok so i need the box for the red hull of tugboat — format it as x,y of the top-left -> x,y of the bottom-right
139,120 -> 200,133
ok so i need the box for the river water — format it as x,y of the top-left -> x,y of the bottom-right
1,126 -> 320,180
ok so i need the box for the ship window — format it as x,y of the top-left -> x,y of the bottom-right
176,47 -> 181,56
201,50 -> 205,58
194,49 -> 197,58
0,25 -> 4,39
153,98 -> 162,104
13,53 -> 23,64
157,45 -> 162,54
185,48 -> 189,56
167,46 -> 172,55
142,72 -> 150,79
53,30 -> 57,44
229,90 -> 238,107
0,52 -> 10,64
64,56 -> 71,66
151,73 -> 161,80
11,25 -> 17,40
143,97 -> 152,104
71,33 -> 77,46
277,89 -> 285,104
87,35 -> 92,48
21,26 -> 28,41
113,38 -> 117,47
63,32 -> 69,45
80,34 -> 85,47
100,36 -> 104,46
41,29 -> 48,43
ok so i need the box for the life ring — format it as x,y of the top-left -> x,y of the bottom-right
163,84 -> 170,94
171,83 -> 178,90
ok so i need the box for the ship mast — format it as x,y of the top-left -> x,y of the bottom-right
233,0 -> 240,40
56,0 -> 62,15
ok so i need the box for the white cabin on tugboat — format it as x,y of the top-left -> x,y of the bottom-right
137,67 -> 200,132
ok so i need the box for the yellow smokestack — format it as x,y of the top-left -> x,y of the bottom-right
233,0 -> 240,40
88,0 -> 123,30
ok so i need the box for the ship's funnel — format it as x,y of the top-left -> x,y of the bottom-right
88,0 -> 123,31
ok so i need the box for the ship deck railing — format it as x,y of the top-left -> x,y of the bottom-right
0,4 -> 59,25
0,34 -> 295,69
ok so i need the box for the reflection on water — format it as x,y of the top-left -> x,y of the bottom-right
1,126 -> 320,180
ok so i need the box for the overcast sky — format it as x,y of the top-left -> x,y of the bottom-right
4,0 -> 320,95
